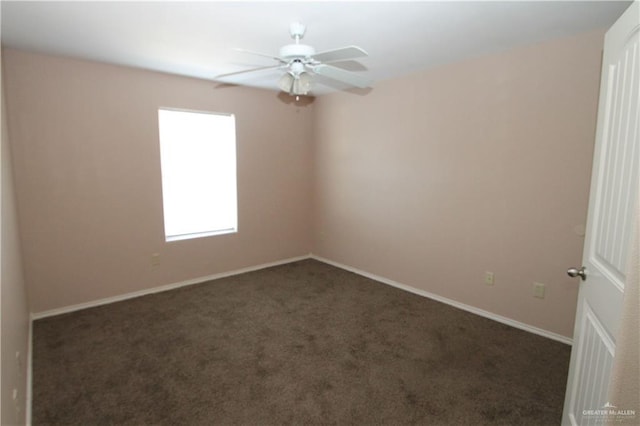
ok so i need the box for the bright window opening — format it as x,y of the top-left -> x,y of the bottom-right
158,108 -> 237,242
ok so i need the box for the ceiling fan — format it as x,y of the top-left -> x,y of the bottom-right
215,22 -> 372,97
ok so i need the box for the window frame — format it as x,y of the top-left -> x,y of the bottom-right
157,107 -> 238,242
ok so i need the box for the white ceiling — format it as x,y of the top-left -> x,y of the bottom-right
0,1 -> 632,96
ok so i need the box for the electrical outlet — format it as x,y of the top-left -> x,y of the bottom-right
533,282 -> 545,299
151,253 -> 160,267
484,271 -> 495,286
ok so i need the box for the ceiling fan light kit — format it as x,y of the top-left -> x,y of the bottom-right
215,22 -> 371,98
278,72 -> 312,97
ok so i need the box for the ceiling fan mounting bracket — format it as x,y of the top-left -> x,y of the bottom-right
289,22 -> 306,41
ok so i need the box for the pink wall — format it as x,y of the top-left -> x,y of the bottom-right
4,29 -> 605,338
1,53 -> 30,424
312,30 -> 605,338
3,49 -> 314,313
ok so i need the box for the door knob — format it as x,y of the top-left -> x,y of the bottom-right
567,266 -> 587,281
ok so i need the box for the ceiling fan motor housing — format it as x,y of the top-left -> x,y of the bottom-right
279,44 -> 316,60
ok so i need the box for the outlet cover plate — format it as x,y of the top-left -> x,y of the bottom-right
533,282 -> 545,299
484,271 -> 495,286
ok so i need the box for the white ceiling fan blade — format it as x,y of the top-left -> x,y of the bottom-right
234,48 -> 287,64
214,65 -> 282,79
313,46 -> 368,63
311,64 -> 371,89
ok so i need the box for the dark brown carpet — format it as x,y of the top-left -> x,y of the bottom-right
32,259 -> 571,425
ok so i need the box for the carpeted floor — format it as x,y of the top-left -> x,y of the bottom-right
32,259 -> 571,425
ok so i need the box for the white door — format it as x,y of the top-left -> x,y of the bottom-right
562,2 -> 639,425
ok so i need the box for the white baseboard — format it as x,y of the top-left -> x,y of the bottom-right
31,254 -> 312,320
30,252 -> 574,347
310,254 -> 573,346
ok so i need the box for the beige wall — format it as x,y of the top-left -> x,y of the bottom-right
1,52 -> 30,425
312,29 -> 605,338
3,29 -> 604,338
2,49 -> 314,313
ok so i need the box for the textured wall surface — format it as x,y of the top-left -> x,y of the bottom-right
312,30 -> 605,338
3,29 -> 605,338
3,49 -> 314,313
1,52 -> 30,425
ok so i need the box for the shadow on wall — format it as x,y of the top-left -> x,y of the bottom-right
276,91 -> 316,106
212,81 -> 317,106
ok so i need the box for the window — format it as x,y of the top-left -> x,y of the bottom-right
158,108 -> 237,242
